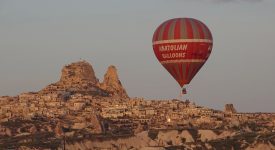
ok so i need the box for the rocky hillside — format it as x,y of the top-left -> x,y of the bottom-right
56,130 -> 275,150
0,60 -> 274,150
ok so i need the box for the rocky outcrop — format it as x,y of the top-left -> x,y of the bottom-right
59,61 -> 98,85
40,61 -> 128,98
224,104 -> 237,114
40,61 -> 108,96
99,65 -> 129,98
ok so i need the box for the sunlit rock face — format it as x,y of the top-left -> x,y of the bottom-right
99,65 -> 129,98
40,61 -> 108,96
59,61 -> 98,85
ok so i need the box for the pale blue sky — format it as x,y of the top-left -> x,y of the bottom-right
0,0 -> 275,112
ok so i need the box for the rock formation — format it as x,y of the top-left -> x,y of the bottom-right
99,65 -> 129,98
40,60 -> 129,98
224,104 -> 237,114
40,61 -> 108,96
59,61 -> 98,85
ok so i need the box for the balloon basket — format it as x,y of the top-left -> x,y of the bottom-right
178,87 -> 187,100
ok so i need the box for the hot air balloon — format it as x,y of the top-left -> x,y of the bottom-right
152,18 -> 213,95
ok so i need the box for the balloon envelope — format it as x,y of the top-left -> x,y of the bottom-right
152,18 -> 213,87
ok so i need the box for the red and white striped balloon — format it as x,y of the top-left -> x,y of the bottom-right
152,18 -> 213,88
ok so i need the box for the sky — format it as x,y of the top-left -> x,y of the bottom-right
0,0 -> 275,112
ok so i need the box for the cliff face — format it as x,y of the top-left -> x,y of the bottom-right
99,65 -> 129,98
59,61 -> 98,85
